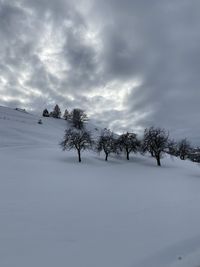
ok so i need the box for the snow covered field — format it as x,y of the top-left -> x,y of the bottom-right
0,106 -> 200,267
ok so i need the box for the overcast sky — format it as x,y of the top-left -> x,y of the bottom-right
0,0 -> 200,143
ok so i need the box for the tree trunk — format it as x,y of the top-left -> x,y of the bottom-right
126,150 -> 130,160
78,150 -> 81,162
105,153 -> 108,161
156,156 -> 161,166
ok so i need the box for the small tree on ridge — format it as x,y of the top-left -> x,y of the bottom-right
70,108 -> 88,129
52,104 -> 61,118
42,109 -> 49,117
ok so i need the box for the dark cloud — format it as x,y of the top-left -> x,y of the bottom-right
92,0 -> 200,142
0,0 -> 200,143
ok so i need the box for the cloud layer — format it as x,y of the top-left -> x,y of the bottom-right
0,0 -> 200,143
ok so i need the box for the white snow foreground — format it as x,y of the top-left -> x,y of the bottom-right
0,106 -> 200,267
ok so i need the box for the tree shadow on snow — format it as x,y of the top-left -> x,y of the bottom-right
93,155 -> 124,165
57,155 -> 98,165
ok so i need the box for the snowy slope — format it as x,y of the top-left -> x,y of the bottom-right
0,106 -> 200,267
0,106 -> 66,147
0,106 -> 101,147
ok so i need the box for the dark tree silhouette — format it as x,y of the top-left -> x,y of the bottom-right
52,104 -> 61,118
60,128 -> 92,162
63,109 -> 70,120
188,147 -> 200,162
42,109 -> 49,117
117,132 -> 140,160
177,138 -> 191,160
97,129 -> 116,161
167,139 -> 178,157
143,127 -> 169,166
69,108 -> 88,129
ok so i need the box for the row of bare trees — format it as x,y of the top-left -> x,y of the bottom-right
53,107 -> 195,165
60,124 -> 193,165
60,128 -> 140,163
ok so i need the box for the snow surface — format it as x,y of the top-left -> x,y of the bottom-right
0,106 -> 200,267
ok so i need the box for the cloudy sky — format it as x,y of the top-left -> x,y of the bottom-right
0,0 -> 200,142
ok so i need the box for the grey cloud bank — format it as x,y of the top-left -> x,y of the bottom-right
0,0 -> 200,143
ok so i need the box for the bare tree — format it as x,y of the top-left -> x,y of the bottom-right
143,126 -> 169,166
97,129 -> 116,161
70,109 -> 88,129
60,128 -> 92,162
117,132 -> 140,160
167,139 -> 178,157
177,138 -> 191,160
